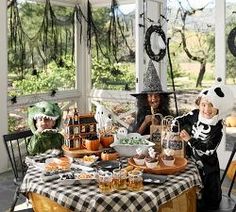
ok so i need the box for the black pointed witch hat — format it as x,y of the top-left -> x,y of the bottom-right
131,60 -> 173,97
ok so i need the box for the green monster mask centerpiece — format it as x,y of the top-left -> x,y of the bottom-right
27,101 -> 64,155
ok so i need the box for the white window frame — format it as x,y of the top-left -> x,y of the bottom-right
0,0 -> 166,173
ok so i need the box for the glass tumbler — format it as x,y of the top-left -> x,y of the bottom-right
98,171 -> 113,193
112,169 -> 127,190
127,170 -> 143,191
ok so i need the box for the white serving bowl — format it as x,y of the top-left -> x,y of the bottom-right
110,140 -> 155,157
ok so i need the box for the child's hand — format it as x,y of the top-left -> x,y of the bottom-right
144,115 -> 153,125
179,129 -> 191,142
138,115 -> 153,134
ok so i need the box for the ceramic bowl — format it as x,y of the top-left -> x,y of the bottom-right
110,140 -> 155,157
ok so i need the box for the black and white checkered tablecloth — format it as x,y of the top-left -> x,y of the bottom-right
20,160 -> 202,212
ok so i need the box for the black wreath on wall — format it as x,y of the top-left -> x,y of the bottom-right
144,25 -> 166,62
227,27 -> 236,57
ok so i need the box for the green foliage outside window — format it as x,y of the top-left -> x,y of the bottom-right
91,58 -> 135,90
9,57 -> 75,96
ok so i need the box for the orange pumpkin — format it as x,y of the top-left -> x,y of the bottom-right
83,139 -> 100,151
227,160 -> 236,181
100,135 -> 114,148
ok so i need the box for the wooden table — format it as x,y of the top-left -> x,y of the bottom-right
20,159 -> 202,212
28,186 -> 197,212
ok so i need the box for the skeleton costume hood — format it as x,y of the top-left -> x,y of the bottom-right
174,79 -> 234,168
197,79 -> 234,125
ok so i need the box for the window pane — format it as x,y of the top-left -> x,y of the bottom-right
8,1 -> 76,97
91,3 -> 136,91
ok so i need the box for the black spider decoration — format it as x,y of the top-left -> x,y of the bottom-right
32,69 -> 38,76
51,89 -> 57,97
144,25 -> 166,62
10,96 -> 17,104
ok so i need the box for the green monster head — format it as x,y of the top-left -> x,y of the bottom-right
28,101 -> 62,134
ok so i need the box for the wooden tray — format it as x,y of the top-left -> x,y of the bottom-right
128,157 -> 188,175
62,145 -> 110,158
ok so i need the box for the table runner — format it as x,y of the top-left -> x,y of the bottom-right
20,159 -> 202,212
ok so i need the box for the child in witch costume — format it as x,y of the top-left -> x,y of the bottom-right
173,79 -> 234,211
129,60 -> 172,135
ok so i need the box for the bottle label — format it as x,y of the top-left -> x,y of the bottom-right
162,139 -> 183,150
150,132 -> 161,142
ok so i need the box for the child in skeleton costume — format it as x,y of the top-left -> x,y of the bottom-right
173,81 -> 233,211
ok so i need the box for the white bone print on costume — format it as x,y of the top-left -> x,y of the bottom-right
192,121 -> 211,140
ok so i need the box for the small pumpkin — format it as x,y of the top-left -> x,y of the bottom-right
100,135 -> 114,148
83,138 -> 100,151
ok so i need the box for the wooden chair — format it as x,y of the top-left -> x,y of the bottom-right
3,129 -> 33,212
207,142 -> 236,212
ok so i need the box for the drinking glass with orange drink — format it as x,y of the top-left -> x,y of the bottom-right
112,169 -> 127,190
128,170 -> 143,191
98,171 -> 113,193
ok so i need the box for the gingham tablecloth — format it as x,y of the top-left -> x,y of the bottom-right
20,159 -> 202,212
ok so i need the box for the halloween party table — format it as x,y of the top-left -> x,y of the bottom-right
20,159 -> 202,212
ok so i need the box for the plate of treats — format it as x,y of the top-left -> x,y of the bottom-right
128,148 -> 187,175
56,171 -> 97,185
75,172 -> 97,185
74,155 -> 99,167
44,156 -> 73,174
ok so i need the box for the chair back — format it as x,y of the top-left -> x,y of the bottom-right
220,141 -> 236,198
215,141 -> 236,212
3,130 -> 33,184
220,142 -> 236,186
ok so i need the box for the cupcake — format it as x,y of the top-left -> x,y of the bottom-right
133,148 -> 146,166
145,147 -> 159,169
162,148 -> 175,166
